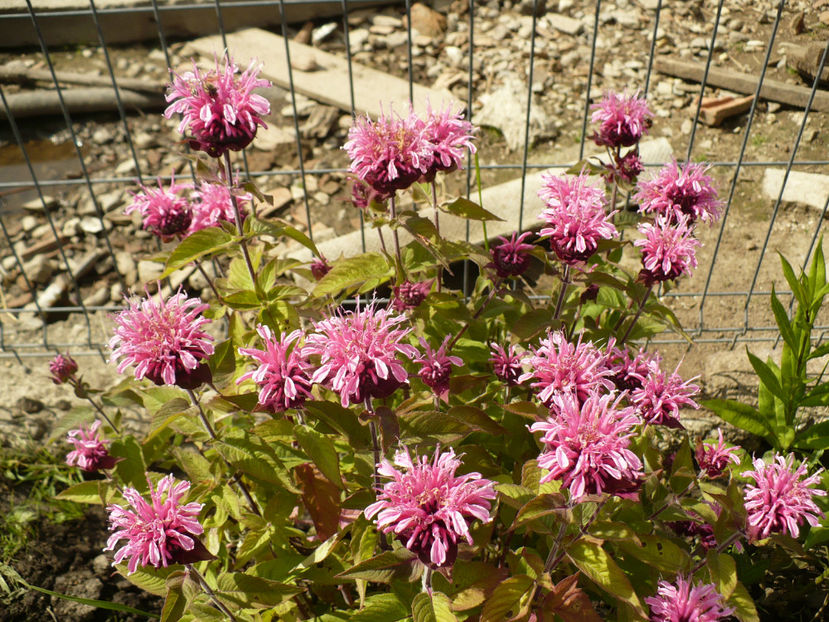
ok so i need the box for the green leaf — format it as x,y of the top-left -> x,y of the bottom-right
441,197 -> 503,221
214,573 -> 302,607
412,591 -> 458,622
770,287 -> 797,350
294,425 -> 343,488
447,406 -> 507,436
616,535 -> 690,574
171,447 -> 213,484
351,593 -> 410,621
804,526 -> 829,549
793,420 -> 829,450
799,383 -> 829,407
216,433 -> 298,493
55,480 -> 106,504
246,216 -> 320,257
22,578 -> 158,618
567,540 -> 646,618
807,237 -> 826,299
779,253 -> 806,308
313,253 -> 392,297
480,575 -> 534,622
512,493 -> 567,531
162,227 -> 235,278
336,549 -> 415,583
110,436 -> 148,492
115,564 -> 178,596
727,581 -> 759,622
701,399 -> 771,437
705,552 -> 737,599
161,581 -> 187,622
745,349 -> 785,402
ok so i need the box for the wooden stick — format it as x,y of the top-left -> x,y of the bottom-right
699,95 -> 754,126
0,87 -> 164,119
0,66 -> 164,93
654,57 -> 829,112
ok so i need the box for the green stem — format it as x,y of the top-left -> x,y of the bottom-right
187,564 -> 238,622
618,284 -> 653,345
431,181 -> 443,293
553,264 -> 571,322
222,152 -> 258,293
365,397 -> 390,550
70,378 -> 120,434
389,194 -> 404,277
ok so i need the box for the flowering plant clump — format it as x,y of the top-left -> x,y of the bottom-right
44,56 -> 828,622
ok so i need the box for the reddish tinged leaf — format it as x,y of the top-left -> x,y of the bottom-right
296,463 -> 342,541
542,573 -> 603,622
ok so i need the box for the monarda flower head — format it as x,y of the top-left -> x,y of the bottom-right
606,150 -> 644,185
188,178 -> 251,234
605,339 -> 658,392
237,326 -> 313,413
489,231 -> 534,279
421,103 -> 476,181
635,159 -> 721,225
742,453 -> 826,541
109,288 -> 214,390
344,107 -> 433,196
303,302 -> 418,407
489,342 -> 523,387
630,360 -> 699,429
66,421 -> 117,472
529,392 -> 643,500
590,90 -> 652,148
105,474 -> 206,574
126,175 -> 192,241
414,335 -> 463,401
696,428 -> 741,478
49,352 -> 78,384
310,257 -> 332,281
645,575 -> 734,622
364,447 -> 496,568
391,279 -> 433,312
164,55 -> 271,158
634,213 -> 700,285
538,171 -> 618,264
520,330 -> 614,409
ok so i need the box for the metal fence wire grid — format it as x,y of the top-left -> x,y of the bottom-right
1,0 -> 829,360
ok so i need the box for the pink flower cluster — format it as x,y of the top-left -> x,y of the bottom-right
106,475 -> 204,574
364,447 -> 495,568
66,421 -> 117,472
237,326 -> 313,413
538,171 -> 618,265
414,335 -> 462,401
489,343 -> 523,386
696,429 -> 741,478
591,90 -> 652,149
344,104 -> 475,198
392,279 -> 433,312
489,231 -> 535,279
49,352 -> 78,385
634,214 -> 700,285
645,575 -> 734,622
109,288 -> 214,389
630,359 -> 700,428
743,453 -> 826,540
636,159 -> 721,226
165,56 -> 271,158
303,302 -> 418,407
530,392 -> 643,499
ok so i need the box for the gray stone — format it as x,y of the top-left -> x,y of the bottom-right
372,15 -> 402,28
348,28 -> 369,52
137,259 -> 163,284
63,217 -> 81,237
312,22 -> 338,44
444,45 -> 464,68
762,168 -> 829,212
133,131 -> 156,149
80,216 -> 105,235
83,285 -> 110,307
22,195 -> 58,212
476,76 -> 553,151
545,13 -> 582,35
21,215 -> 38,233
23,255 -> 55,285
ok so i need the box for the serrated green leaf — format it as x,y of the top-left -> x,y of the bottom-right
705,551 -> 737,599
313,253 -> 392,297
161,582 -> 186,622
567,540 -> 646,617
115,564 -> 177,596
294,425 -> 343,488
616,534 -> 690,574
171,447 -> 213,484
111,436 -> 148,492
412,591 -> 458,622
447,406 -> 507,435
701,399 -> 771,437
214,573 -> 302,607
441,197 -> 502,222
336,549 -> 415,583
351,593 -> 410,621
162,228 -> 236,278
246,216 -> 320,257
480,575 -> 533,622
727,581 -> 759,622
55,480 -> 107,504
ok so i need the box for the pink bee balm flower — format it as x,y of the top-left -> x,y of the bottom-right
310,257 -> 332,281
742,453 -> 826,540
105,475 -> 205,574
590,90 -> 652,148
529,392 -> 643,500
421,103 -> 476,181
631,360 -> 699,429
343,107 -> 433,196
606,150 -> 644,184
696,429 -> 741,478
392,279 -> 433,312
634,213 -> 700,285
164,56 -> 271,158
538,171 -> 618,264
605,340 -> 657,392
303,302 -> 418,407
364,447 -> 496,568
49,352 -> 78,384
109,288 -> 214,390
645,575 -> 734,622
237,326 -> 313,413
519,330 -> 614,409
66,420 -> 117,472
636,159 -> 721,225
489,342 -> 523,387
489,231 -> 534,278
414,335 -> 463,401
126,175 -> 192,241
188,179 -> 251,234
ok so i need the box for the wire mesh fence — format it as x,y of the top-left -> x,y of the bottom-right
1,0 -> 829,360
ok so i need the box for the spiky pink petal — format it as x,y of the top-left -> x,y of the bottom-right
636,159 -> 721,225
645,575 -> 734,622
590,90 -> 652,148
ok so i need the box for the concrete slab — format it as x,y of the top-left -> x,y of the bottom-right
283,137 -> 674,264
184,27 -> 457,120
1,0 -> 386,49
762,168 -> 829,212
